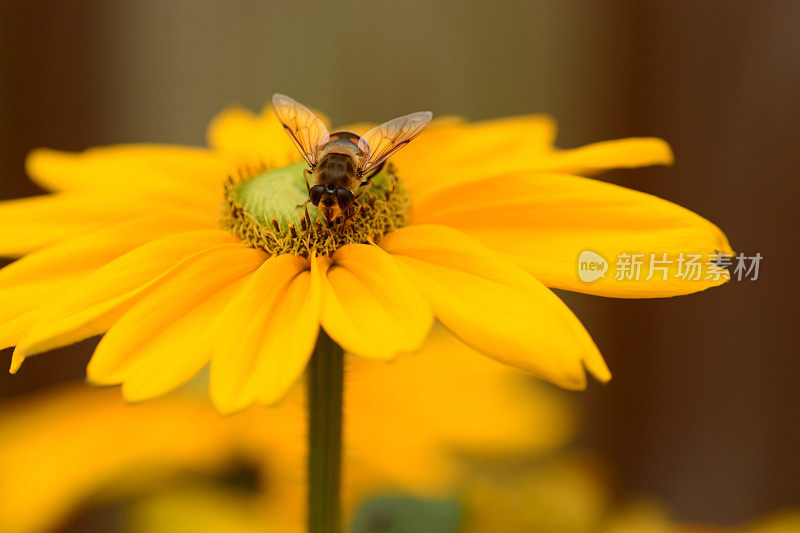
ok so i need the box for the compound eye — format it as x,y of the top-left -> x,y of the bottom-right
309,185 -> 325,205
336,188 -> 355,210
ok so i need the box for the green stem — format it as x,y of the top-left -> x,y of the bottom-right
307,330 -> 344,533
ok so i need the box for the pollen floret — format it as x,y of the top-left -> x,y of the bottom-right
222,161 -> 409,256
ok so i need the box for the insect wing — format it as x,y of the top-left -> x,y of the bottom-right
271,93 -> 330,166
358,111 -> 432,173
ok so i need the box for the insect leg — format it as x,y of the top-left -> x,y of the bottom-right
303,168 -> 312,194
294,198 -> 313,230
354,181 -> 373,201
339,202 -> 362,232
352,160 -> 385,200
344,203 -> 362,221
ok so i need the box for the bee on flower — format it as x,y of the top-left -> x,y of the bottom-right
0,93 -> 732,412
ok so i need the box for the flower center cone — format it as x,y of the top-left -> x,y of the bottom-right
222,161 -> 409,256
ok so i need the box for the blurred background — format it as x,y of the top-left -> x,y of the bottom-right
1,1 -> 798,531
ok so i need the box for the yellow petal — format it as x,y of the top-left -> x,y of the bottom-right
253,263 -> 321,406
206,106 -> 303,169
0,279 -> 82,351
344,325 -> 577,492
0,212 -> 214,290
380,224 -> 609,389
394,114 -> 557,200
120,283 -> 246,402
0,214 -> 214,350
0,192 -> 197,257
530,137 -> 673,174
398,127 -> 669,204
210,254 -> 320,413
319,244 -> 432,360
0,385 -> 233,533
88,246 -> 267,400
377,325 -> 577,455
11,230 -> 241,371
26,145 -> 229,194
412,172 -> 732,297
395,114 -> 556,169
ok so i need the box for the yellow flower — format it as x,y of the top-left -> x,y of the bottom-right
0,384 -> 237,533
459,452 -> 613,533
0,328 -> 575,533
603,502 -> 800,533
1,99 -> 732,411
126,486 -> 270,533
124,485 -> 800,533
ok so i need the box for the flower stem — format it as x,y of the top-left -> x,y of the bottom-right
307,329 -> 344,533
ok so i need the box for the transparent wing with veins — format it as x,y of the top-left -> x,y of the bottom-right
358,111 -> 433,174
271,93 -> 330,167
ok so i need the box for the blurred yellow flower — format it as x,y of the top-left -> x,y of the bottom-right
603,502 -> 800,533
0,328 -> 574,533
123,474 -> 800,533
459,452 -> 613,533
0,99 -> 731,411
4,326 -> 795,533
127,486 -> 268,533
0,385 -> 236,533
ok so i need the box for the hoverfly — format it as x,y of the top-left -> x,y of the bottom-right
272,93 -> 432,225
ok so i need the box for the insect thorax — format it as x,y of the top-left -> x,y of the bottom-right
314,152 -> 359,190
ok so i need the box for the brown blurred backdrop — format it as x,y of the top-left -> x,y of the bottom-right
1,0 -> 798,527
